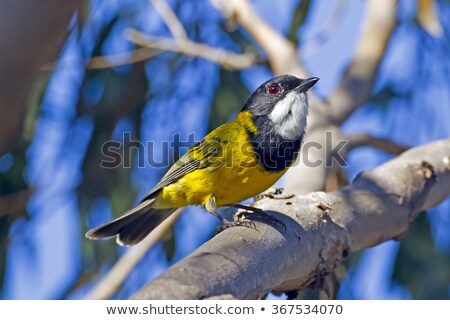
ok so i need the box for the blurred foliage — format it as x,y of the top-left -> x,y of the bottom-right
209,70 -> 250,130
77,21 -> 150,281
368,86 -> 404,108
0,142 -> 29,290
393,213 -> 450,299
0,0 -> 449,300
162,228 -> 176,262
288,0 -> 312,46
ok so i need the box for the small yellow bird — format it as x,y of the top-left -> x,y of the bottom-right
86,75 -> 319,245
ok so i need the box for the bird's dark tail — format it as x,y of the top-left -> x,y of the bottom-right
85,198 -> 178,246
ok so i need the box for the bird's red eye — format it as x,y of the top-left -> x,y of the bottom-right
267,85 -> 280,95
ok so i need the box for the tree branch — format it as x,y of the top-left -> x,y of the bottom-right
328,0 -> 397,124
85,209 -> 182,300
45,0 -> 188,71
85,48 -> 159,69
210,0 -> 308,77
345,134 -> 408,155
132,137 -> 450,299
127,29 -> 258,70
417,0 -> 443,38
42,47 -> 160,71
149,0 -> 188,41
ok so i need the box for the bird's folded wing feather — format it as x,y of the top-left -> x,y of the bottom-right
139,138 -> 222,202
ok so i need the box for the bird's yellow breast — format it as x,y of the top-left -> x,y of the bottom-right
154,111 -> 288,208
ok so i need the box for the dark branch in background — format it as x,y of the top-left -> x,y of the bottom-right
132,138 -> 450,299
0,189 -> 33,218
0,0 -> 83,155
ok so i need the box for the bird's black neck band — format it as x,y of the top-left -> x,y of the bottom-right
247,116 -> 303,172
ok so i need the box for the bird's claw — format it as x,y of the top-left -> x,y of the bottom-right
216,203 -> 287,234
235,207 -> 286,231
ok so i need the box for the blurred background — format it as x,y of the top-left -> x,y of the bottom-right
0,0 -> 449,300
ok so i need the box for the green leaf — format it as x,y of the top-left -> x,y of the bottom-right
287,0 -> 312,46
163,228 -> 176,262
393,213 -> 450,299
208,70 -> 250,131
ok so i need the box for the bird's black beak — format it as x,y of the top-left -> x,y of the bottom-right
296,77 -> 320,92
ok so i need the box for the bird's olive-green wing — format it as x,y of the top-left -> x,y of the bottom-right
139,139 -> 222,202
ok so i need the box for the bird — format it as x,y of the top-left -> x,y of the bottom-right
86,74 -> 319,246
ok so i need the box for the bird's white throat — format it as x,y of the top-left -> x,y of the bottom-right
268,91 -> 308,140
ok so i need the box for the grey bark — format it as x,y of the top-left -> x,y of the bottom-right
132,137 -> 450,299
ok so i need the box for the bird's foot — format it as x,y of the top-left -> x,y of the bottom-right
231,204 -> 286,231
234,205 -> 267,221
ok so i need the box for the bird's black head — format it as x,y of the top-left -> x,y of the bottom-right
242,75 -> 319,141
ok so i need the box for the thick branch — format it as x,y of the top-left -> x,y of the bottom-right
132,138 -> 450,299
